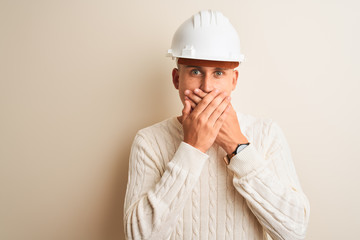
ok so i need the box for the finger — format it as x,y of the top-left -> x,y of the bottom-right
194,88 -> 208,98
182,99 -> 191,121
185,90 -> 202,104
208,96 -> 231,125
185,96 -> 196,109
200,92 -> 228,120
191,89 -> 220,118
214,104 -> 231,131
228,102 -> 236,113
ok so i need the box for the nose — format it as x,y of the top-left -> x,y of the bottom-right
200,74 -> 214,93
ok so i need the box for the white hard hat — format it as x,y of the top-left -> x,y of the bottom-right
167,10 -> 244,63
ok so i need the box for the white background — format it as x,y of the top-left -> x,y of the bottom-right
1,0 -> 359,239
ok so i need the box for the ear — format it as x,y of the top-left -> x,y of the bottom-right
172,68 -> 179,90
231,69 -> 239,90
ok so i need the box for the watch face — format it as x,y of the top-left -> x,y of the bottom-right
226,143 -> 250,164
236,143 -> 249,154
235,146 -> 242,154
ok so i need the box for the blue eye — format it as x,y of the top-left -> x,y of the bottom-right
191,69 -> 200,75
215,71 -> 223,76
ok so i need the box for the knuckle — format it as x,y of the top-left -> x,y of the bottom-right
211,98 -> 221,107
198,116 -> 207,124
218,113 -> 226,120
189,114 -> 196,121
202,98 -> 210,105
207,100 -> 215,108
214,107 -> 222,115
219,92 -> 227,99
207,91 -> 217,99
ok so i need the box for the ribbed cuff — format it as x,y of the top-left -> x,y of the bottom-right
228,143 -> 266,178
171,142 -> 209,178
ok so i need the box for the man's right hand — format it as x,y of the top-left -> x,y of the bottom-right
184,89 -> 249,154
180,89 -> 231,153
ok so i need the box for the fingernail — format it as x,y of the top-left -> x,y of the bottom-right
194,88 -> 199,93
184,90 -> 190,95
214,89 -> 219,93
227,96 -> 231,101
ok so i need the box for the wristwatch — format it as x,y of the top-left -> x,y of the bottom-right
223,143 -> 250,165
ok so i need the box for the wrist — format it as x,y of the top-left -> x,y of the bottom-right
223,137 -> 249,154
225,143 -> 238,155
184,140 -> 207,153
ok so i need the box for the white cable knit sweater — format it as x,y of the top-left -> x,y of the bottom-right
124,112 -> 310,240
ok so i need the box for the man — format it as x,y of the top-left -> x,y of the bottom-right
124,10 -> 310,240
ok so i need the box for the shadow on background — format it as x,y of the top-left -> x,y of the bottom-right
99,60 -> 177,240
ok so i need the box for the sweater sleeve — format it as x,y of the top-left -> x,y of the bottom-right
124,133 -> 208,240
227,121 -> 310,240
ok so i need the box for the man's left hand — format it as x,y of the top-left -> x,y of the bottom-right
185,89 -> 249,154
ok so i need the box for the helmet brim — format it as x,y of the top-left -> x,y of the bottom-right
177,58 -> 239,69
